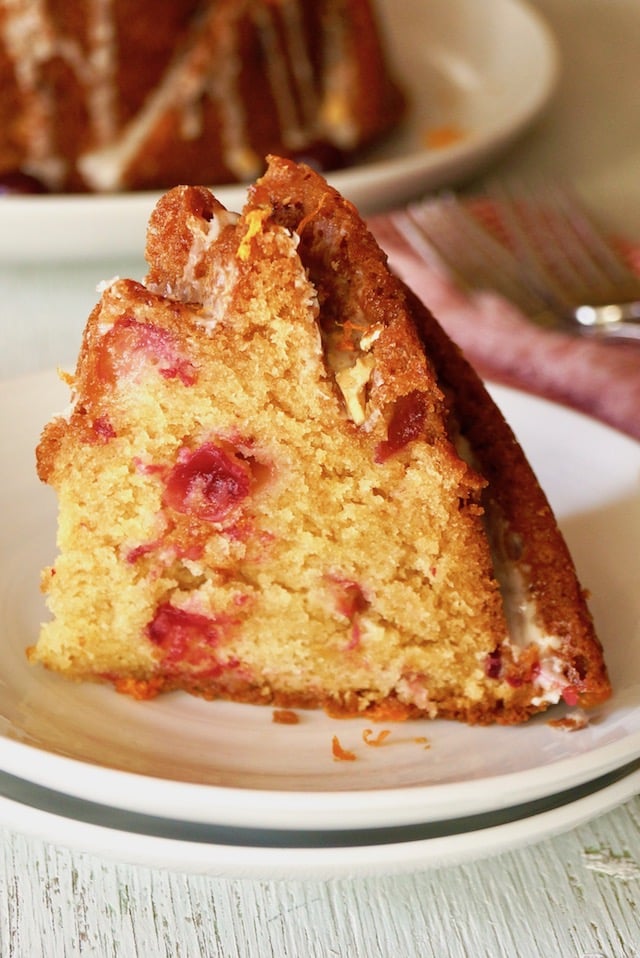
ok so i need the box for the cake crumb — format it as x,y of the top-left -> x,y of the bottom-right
414,736 -> 431,749
362,728 -> 391,747
548,709 -> 589,732
332,735 -> 357,762
272,708 -> 300,725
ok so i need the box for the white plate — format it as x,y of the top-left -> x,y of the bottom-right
1,763 -> 638,880
0,0 -> 558,263
1,372 -> 639,833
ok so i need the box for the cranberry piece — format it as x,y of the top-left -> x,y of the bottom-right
148,603 -> 219,651
164,443 -> 252,522
126,542 -> 156,564
91,415 -> 116,442
375,391 -> 428,462
147,602 -> 235,673
186,185 -> 217,221
562,686 -> 580,706
327,575 -> 370,651
0,170 -> 48,195
328,575 -> 369,620
96,316 -> 197,387
485,648 -> 502,679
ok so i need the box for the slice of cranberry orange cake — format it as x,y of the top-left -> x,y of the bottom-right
30,156 -> 610,724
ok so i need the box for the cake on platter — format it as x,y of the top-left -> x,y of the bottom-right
0,0 -> 404,193
30,156 -> 611,725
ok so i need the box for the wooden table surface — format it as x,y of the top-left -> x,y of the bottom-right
1,1 -> 639,955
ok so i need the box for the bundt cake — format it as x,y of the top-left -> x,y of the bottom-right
30,156 -> 611,724
0,0 -> 403,194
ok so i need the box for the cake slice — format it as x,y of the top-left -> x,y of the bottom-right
31,157 -> 611,724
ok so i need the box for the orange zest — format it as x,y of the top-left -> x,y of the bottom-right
362,728 -> 391,747
237,207 -> 270,260
423,124 -> 466,150
332,735 -> 357,762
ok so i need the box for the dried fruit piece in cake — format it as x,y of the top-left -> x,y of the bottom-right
30,157 -> 610,724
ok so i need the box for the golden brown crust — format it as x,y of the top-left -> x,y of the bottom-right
145,186 -> 226,289
404,286 -> 610,710
249,157 -> 457,451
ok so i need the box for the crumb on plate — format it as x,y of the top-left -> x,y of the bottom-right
272,708 -> 300,725
423,124 -> 466,150
547,710 -> 589,732
332,735 -> 357,762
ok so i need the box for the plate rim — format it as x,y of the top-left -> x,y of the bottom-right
1,762 -> 638,880
1,372 -> 639,832
1,724 -> 639,832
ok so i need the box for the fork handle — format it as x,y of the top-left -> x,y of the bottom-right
571,301 -> 640,342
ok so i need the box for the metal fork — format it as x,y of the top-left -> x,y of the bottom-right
400,186 -> 640,343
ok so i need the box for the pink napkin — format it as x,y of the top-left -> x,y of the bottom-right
369,211 -> 640,442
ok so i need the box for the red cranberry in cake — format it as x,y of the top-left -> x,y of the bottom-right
484,648 -> 502,680
164,443 -> 253,524
147,603 -> 239,677
95,316 -> 197,388
375,390 -> 430,462
327,574 -> 370,622
90,416 -> 117,443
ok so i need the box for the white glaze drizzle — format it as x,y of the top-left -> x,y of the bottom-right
1,0 -> 62,184
79,4 -> 261,190
317,0 -> 359,148
84,0 -> 118,145
1,0 -> 118,188
252,1 -> 310,150
278,0 -> 319,131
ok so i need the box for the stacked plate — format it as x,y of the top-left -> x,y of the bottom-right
1,372 -> 639,880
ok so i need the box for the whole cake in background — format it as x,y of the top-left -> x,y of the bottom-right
0,0 -> 404,193
30,155 -> 611,724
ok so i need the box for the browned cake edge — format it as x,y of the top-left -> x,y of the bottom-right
404,285 -> 611,712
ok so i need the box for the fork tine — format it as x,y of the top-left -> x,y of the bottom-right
547,185 -> 640,294
485,180 -> 640,308
485,180 -> 577,309
389,184 -> 640,340
396,194 -> 547,315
